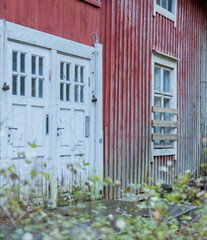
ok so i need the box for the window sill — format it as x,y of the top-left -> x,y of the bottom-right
153,148 -> 175,156
83,0 -> 101,8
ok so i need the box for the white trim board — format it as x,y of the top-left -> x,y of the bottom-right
153,148 -> 176,156
152,50 -> 180,62
0,20 -> 94,59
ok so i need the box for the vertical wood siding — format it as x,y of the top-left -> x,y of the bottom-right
0,0 -> 101,46
0,0 -> 206,199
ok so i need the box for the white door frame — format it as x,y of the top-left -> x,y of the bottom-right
0,20 -> 103,207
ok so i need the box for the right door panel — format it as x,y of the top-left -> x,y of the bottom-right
56,54 -> 92,191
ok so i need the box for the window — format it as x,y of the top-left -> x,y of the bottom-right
74,65 -> 85,103
11,51 -> 45,98
31,55 -> 45,98
59,62 -> 71,101
154,65 -> 173,147
154,0 -> 177,27
82,0 -> 101,8
156,0 -> 174,13
59,62 -> 85,103
12,51 -> 26,96
152,51 -> 178,156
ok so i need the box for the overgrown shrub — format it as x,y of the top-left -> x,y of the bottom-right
0,156 -> 207,239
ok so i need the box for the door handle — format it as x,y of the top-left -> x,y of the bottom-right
57,127 -> 64,131
9,127 -> 18,130
46,114 -> 49,135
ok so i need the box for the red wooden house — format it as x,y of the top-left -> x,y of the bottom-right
0,0 -> 206,200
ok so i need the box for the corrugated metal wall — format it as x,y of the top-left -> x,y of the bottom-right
176,0 -> 207,178
102,0 -> 153,199
102,0 -> 207,199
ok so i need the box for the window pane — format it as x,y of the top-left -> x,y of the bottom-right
154,126 -> 162,146
80,86 -> 84,103
75,85 -> 79,102
60,62 -> 64,80
164,127 -> 171,145
164,98 -> 172,146
162,0 -> 167,9
66,63 -> 70,81
31,78 -> 36,97
164,98 -> 172,120
154,66 -> 161,91
39,57 -> 43,76
154,96 -> 162,145
156,0 -> 161,5
163,69 -> 171,93
12,75 -> 17,95
154,96 -> 161,108
20,76 -> 25,96
12,52 -> 17,72
20,53 -> 25,73
66,84 -> 70,101
154,96 -> 162,120
168,0 -> 173,12
80,67 -> 84,83
75,65 -> 79,82
164,98 -> 170,110
60,83 -> 64,101
39,79 -> 43,98
32,56 -> 36,74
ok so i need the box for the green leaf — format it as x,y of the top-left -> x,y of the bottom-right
170,224 -> 178,231
30,170 -> 36,178
39,172 -> 50,181
8,165 -> 13,172
103,177 -> 112,184
27,141 -> 37,149
25,159 -> 31,164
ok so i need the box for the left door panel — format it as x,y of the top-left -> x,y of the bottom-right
4,41 -> 50,190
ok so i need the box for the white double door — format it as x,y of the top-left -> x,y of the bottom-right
3,41 -> 92,184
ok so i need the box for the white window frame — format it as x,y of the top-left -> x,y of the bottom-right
153,0 -> 177,27
152,50 -> 178,157
83,0 -> 101,8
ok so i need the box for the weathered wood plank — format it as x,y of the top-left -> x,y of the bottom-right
152,120 -> 178,127
152,134 -> 178,141
152,106 -> 178,114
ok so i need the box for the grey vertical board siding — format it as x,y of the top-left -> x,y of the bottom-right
153,155 -> 175,184
200,13 -> 207,175
102,0 -> 207,199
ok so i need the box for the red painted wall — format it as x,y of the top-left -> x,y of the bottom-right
0,0 -> 102,46
0,0 -> 206,199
